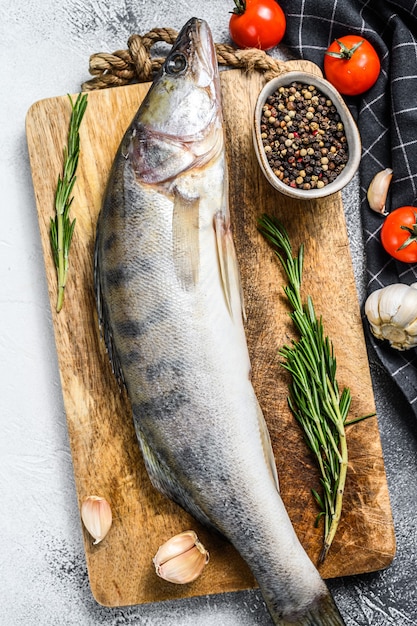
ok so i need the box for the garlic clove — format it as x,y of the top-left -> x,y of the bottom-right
155,544 -> 208,584
390,287 -> 417,328
364,289 -> 382,326
404,318 -> 417,336
367,168 -> 393,215
81,495 -> 112,545
376,283 -> 410,324
153,530 -> 209,584
153,529 -> 198,564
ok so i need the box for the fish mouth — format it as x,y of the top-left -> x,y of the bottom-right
171,17 -> 217,89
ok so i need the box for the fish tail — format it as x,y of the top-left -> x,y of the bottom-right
301,593 -> 345,626
267,593 -> 346,626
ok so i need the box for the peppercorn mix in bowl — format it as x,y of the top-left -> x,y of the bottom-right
253,71 -> 361,199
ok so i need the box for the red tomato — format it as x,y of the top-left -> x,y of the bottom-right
381,206 -> 417,263
229,0 -> 286,51
324,35 -> 380,96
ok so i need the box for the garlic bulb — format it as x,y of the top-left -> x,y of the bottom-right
81,496 -> 112,544
365,282 -> 417,350
367,168 -> 393,215
153,530 -> 209,584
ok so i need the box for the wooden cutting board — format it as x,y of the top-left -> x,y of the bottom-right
26,60 -> 395,608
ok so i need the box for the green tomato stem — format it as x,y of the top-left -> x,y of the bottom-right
325,38 -> 364,60
398,213 -> 417,250
231,0 -> 246,16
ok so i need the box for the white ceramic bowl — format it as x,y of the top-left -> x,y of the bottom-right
253,71 -> 361,200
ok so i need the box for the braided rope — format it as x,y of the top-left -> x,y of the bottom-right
82,27 -> 289,91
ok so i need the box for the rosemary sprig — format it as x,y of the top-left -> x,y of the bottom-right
50,92 -> 88,312
258,213 -> 359,562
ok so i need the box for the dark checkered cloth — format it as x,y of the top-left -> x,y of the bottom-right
279,0 -> 417,416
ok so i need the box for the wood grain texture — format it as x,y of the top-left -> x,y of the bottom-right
26,62 -> 395,608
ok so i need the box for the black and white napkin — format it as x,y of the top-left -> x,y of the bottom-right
279,0 -> 417,415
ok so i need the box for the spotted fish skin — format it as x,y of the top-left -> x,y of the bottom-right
94,17 -> 345,626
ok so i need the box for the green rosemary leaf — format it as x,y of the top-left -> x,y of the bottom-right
345,411 -> 375,426
258,212 -> 354,561
50,92 -> 88,313
312,488 -> 325,510
340,388 -> 353,422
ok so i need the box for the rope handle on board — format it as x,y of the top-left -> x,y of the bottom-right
81,26 -> 289,91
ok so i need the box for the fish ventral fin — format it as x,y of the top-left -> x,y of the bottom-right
136,424 -> 217,532
214,211 -> 246,322
172,190 -> 200,290
256,401 -> 280,491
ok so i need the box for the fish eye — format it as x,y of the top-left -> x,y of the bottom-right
166,53 -> 187,75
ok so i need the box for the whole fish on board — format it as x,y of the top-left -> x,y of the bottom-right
94,16 -> 345,626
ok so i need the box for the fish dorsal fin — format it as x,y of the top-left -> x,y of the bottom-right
172,190 -> 200,290
256,400 -> 280,491
94,234 -> 126,388
214,211 -> 246,322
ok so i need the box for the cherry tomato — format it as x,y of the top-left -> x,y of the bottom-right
324,35 -> 380,96
229,0 -> 286,51
381,206 -> 417,263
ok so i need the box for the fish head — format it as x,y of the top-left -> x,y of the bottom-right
140,17 -> 220,138
130,18 -> 224,184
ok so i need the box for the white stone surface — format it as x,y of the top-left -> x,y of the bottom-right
1,1 -> 416,624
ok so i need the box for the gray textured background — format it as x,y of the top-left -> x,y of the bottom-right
1,0 -> 416,624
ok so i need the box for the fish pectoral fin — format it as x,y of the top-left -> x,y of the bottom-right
130,127 -> 195,184
257,401 -> 280,492
172,191 -> 200,290
214,211 -> 246,321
